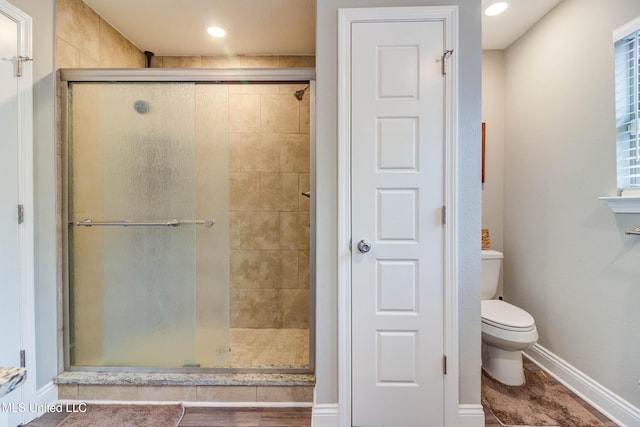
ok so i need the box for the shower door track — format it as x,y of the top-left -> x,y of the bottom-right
60,68 -> 317,375
59,67 -> 315,83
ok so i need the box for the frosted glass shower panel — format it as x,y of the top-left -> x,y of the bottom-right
68,82 -> 228,368
102,84 -> 196,366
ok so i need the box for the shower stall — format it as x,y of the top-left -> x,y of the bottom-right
61,68 -> 315,373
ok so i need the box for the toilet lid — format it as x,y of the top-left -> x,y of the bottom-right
481,300 -> 535,331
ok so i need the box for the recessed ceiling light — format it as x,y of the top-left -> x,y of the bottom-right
207,26 -> 226,38
485,1 -> 509,16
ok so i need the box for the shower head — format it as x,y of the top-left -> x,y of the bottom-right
143,51 -> 155,68
134,100 -> 150,114
294,85 -> 310,101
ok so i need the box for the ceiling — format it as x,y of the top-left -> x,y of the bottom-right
82,0 -> 316,56
482,0 -> 562,50
82,0 -> 562,56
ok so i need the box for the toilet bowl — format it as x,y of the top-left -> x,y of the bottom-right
481,250 -> 538,386
481,299 -> 538,385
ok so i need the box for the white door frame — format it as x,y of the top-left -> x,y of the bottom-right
337,6 -> 459,426
0,0 -> 36,421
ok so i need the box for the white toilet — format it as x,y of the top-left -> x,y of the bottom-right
481,249 -> 538,386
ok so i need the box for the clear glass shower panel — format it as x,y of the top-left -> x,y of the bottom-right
68,82 -> 229,368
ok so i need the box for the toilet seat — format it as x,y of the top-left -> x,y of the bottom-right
481,299 -> 535,332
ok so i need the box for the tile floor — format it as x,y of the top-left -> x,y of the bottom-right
26,355 -> 619,427
24,406 -> 312,427
178,407 -> 311,427
483,358 -> 618,426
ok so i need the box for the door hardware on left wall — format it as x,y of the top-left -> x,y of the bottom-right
15,55 -> 33,77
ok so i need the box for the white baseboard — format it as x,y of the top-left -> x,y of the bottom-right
311,403 -> 339,427
182,401 -> 312,408
308,402 -> 482,427
57,399 -> 312,408
525,344 -> 640,427
21,381 -> 58,424
35,381 -> 57,406
458,404 -> 485,427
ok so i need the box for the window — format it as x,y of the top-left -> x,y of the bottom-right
614,18 -> 640,192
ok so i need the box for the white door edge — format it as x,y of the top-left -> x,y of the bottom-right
337,6 -> 459,427
0,0 -> 36,422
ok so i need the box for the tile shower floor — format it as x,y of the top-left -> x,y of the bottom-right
229,328 -> 309,368
53,328 -> 313,403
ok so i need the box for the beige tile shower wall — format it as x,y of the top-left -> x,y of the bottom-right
228,84 -> 310,329
151,55 -> 315,69
56,0 -> 145,69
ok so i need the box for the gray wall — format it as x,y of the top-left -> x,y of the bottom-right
482,50 -> 506,296
315,0 -> 482,405
481,51 -> 505,252
7,0 -> 58,390
502,0 -> 640,407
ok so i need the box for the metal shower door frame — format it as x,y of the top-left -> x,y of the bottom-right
59,68 -> 317,375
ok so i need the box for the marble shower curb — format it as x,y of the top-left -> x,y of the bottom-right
54,371 -> 315,387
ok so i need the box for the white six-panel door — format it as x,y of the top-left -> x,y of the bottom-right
350,18 -> 446,427
0,9 -> 22,376
0,2 -> 34,426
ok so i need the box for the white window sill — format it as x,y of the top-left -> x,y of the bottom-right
599,196 -> 640,213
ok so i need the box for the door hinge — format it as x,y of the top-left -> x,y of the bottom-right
441,205 -> 446,225
16,56 -> 33,78
443,355 -> 447,375
442,49 -> 454,75
20,350 -> 26,368
18,204 -> 24,224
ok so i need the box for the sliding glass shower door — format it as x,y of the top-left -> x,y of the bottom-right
67,82 -> 230,368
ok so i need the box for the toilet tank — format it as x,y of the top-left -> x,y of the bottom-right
481,249 -> 503,300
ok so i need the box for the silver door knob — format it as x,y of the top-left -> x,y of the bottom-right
357,240 -> 372,253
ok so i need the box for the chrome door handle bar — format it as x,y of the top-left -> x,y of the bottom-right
71,218 -> 214,228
